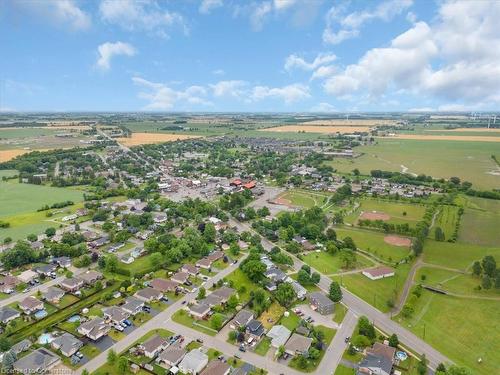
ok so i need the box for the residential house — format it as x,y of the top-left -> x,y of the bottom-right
211,287 -> 235,304
150,278 -> 178,293
11,339 -> 31,356
178,349 -> 209,374
103,306 -> 129,325
31,241 -> 44,251
284,333 -> 312,356
0,306 -> 21,324
171,271 -> 189,284
78,317 -> 110,341
195,258 -> 213,270
51,333 -> 83,357
357,343 -> 396,375
0,275 -> 20,294
121,297 -> 144,315
199,294 -> 224,307
18,296 -> 44,314
13,348 -> 60,373
246,319 -> 265,339
154,214 -> 168,223
52,256 -> 71,268
157,344 -> 186,367
134,287 -> 163,303
88,236 -> 110,249
362,266 -> 395,281
18,270 -> 37,284
42,287 -> 65,304
266,325 -> 292,348
60,277 -> 84,292
189,303 -> 211,320
308,292 -> 334,315
79,270 -> 103,285
34,264 -> 57,276
200,360 -> 231,375
288,280 -> 307,300
82,231 -> 99,241
181,264 -> 199,276
230,309 -> 253,329
141,335 -> 168,358
207,251 -> 224,262
265,268 -> 287,283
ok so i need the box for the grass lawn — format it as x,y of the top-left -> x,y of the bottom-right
279,190 -> 331,209
344,198 -> 426,226
131,311 -> 153,326
302,251 -> 374,275
93,362 -> 150,375
394,291 -> 499,375
289,326 -> 336,373
56,294 -> 80,309
423,240 -> 500,271
333,303 -> 348,324
335,227 -> 411,263
224,268 -> 258,303
258,302 -> 286,330
289,273 -> 320,292
458,199 -> 500,247
171,309 -> 217,336
279,311 -> 301,331
109,328 -> 126,342
433,205 -> 460,241
334,364 -> 356,375
332,263 -> 412,313
80,344 -> 101,360
117,254 -> 156,276
328,138 -> 500,190
254,337 -> 272,356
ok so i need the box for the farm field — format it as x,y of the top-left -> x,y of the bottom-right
423,240 -> 500,271
458,198 -> 500,247
331,263 -> 412,312
117,132 -> 200,146
344,198 -> 426,226
328,139 -> 500,190
394,292 -> 499,375
383,134 -> 500,142
260,125 -> 371,134
431,205 -> 460,241
302,250 -> 374,275
0,149 -> 30,162
335,227 -> 411,263
299,119 -> 396,126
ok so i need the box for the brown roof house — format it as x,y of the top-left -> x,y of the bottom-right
79,270 -> 103,285
60,277 -> 84,292
285,333 -> 312,356
171,271 -> 189,284
140,335 -> 168,358
150,278 -> 179,293
18,296 -> 44,315
42,287 -> 65,304
134,287 -> 163,303
78,317 -> 110,341
357,342 -> 396,375
157,344 -> 186,367
181,264 -> 199,276
200,360 -> 231,375
362,266 -> 395,281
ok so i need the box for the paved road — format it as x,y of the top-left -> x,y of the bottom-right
229,219 -> 452,371
76,254 -> 247,375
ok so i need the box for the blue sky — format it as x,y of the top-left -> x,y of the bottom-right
1,0 -> 499,112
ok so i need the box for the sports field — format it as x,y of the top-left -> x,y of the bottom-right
335,227 -> 411,263
344,198 -> 426,226
331,263 -> 411,313
277,189 -> 331,208
328,139 -> 500,190
394,292 -> 499,374
458,197 -> 500,247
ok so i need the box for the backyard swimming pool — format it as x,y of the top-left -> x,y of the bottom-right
34,309 -> 48,319
38,333 -> 55,344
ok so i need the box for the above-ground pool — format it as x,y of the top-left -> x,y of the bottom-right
396,351 -> 408,361
68,315 -> 81,323
38,333 -> 55,345
34,310 -> 48,319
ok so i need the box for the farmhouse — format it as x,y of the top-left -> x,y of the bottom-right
246,319 -> 265,338
52,256 -> 72,268
18,270 -> 37,284
0,275 -> 21,294
362,266 -> 395,280
308,292 -> 334,315
357,342 -> 396,375
288,280 -> 307,300
13,348 -> 60,374
181,264 -> 199,276
103,306 -> 129,325
211,286 -> 235,303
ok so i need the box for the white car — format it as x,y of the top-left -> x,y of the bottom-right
115,325 -> 124,332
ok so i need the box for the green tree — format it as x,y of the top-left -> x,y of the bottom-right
447,365 -> 473,375
481,255 -> 496,277
351,334 -> 371,348
105,255 -> 119,273
0,337 -> 10,351
197,287 -> 206,300
481,275 -> 492,289
210,313 -> 224,330
1,350 -> 16,370
107,349 -> 117,365
434,227 -> 445,241
117,356 -> 128,375
358,316 -> 376,340
45,227 -> 56,237
417,354 -> 428,375
275,282 -> 296,308
472,261 -> 482,276
328,281 -> 342,302
203,223 -> 216,243
388,334 -> 399,348
229,242 -> 240,256
27,233 -> 38,242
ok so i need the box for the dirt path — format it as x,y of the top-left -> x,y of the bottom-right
391,257 -> 422,316
428,209 -> 440,232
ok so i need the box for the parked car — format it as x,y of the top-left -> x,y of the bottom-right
76,352 -> 83,359
115,325 -> 124,332
124,319 -> 132,326
196,338 -> 203,343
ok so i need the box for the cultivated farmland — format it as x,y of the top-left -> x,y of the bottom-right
116,132 -> 200,146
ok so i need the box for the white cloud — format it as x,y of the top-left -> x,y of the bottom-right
323,0 -> 413,44
408,107 -> 435,113
132,77 -> 212,110
323,1 -> 500,107
96,42 -> 136,71
199,0 -> 223,14
210,80 -> 248,98
311,65 -> 336,80
212,69 -> 226,76
310,102 -> 337,112
250,2 -> 273,31
251,83 -> 310,104
273,0 -> 298,11
284,53 -> 336,71
99,0 -> 186,37
16,0 -> 91,30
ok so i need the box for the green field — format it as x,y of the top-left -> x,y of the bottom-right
394,291 -> 499,374
328,139 -> 500,190
334,365 -> 356,375
332,263 -> 412,312
335,227 -> 411,263
0,180 -> 84,217
424,240 -> 500,271
344,198 -> 426,226
432,205 -> 460,241
302,251 -> 374,275
458,197 -> 500,247
0,128 -> 59,139
279,189 -> 331,209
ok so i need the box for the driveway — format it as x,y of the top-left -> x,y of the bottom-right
295,304 -> 339,329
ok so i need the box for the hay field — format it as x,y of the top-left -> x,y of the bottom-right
0,149 -> 30,162
382,134 -> 500,142
117,132 -> 200,146
300,119 -> 396,126
260,125 -> 370,134
426,127 -> 500,133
